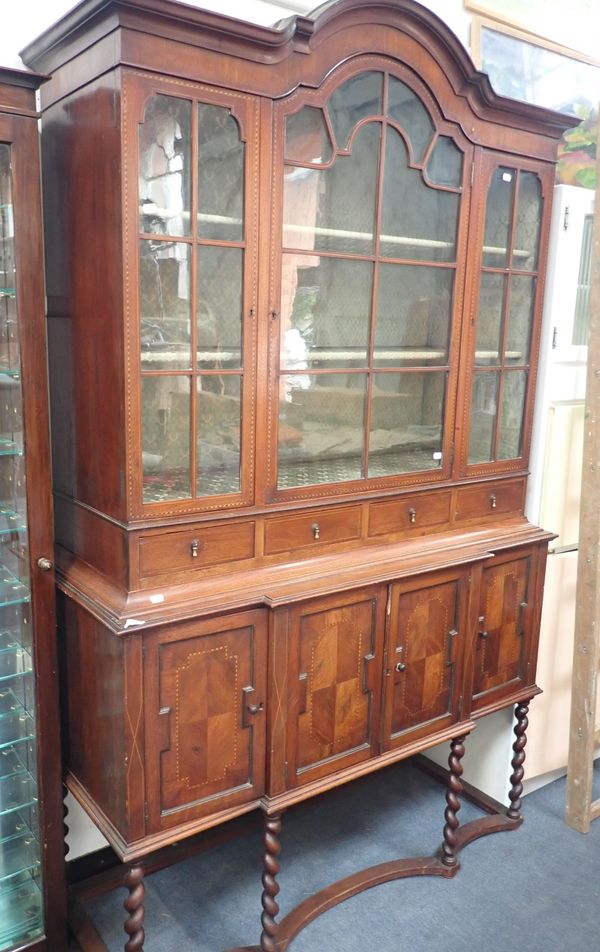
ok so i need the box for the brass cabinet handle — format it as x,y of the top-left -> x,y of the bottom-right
395,661 -> 407,672
408,507 -> 417,524
246,702 -> 264,716
478,614 -> 488,638
311,522 -> 320,540
490,493 -> 497,509
190,539 -> 200,558
37,557 -> 53,571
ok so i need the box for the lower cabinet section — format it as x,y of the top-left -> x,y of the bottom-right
60,534 -> 549,856
143,611 -> 267,832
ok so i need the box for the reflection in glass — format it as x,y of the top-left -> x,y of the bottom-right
285,106 -> 333,164
499,371 -> 527,459
506,275 -> 535,364
381,128 -> 459,261
512,172 -> 542,270
327,71 -> 383,149
426,136 -> 463,187
198,103 -> 244,241
482,167 -> 515,267
368,372 -> 445,476
283,123 -> 380,255
280,256 -> 372,369
140,241 -> 191,370
387,76 -> 434,163
468,372 -> 499,464
374,264 -> 453,366
197,246 -> 243,368
475,272 -> 506,366
278,374 -> 367,487
142,376 -> 191,501
0,144 -> 43,948
139,95 -> 191,237
196,376 -> 241,496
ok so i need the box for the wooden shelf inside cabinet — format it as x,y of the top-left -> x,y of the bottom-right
20,0 -> 577,948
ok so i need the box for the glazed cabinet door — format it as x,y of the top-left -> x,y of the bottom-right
470,546 -> 541,714
144,610 -> 267,832
285,586 -> 387,788
382,568 -> 470,750
125,73 -> 260,518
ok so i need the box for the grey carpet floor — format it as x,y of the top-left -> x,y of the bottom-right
83,759 -> 600,951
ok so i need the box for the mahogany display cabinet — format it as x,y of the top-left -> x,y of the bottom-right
0,69 -> 65,952
21,1 -> 576,949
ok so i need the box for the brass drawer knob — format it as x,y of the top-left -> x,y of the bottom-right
311,522 -> 320,540
395,662 -> 407,673
408,507 -> 417,524
37,557 -> 53,572
246,702 -> 264,716
490,493 -> 497,509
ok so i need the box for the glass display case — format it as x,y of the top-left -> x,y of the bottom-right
0,70 -> 64,951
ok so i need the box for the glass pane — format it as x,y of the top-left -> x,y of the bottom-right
198,103 -> 244,241
374,264 -> 453,366
475,272 -> 506,366
283,122 -> 380,255
573,214 -> 593,346
0,144 -> 43,948
387,76 -> 434,164
280,255 -> 372,369
142,376 -> 191,502
468,372 -> 499,464
499,371 -> 527,460
506,275 -> 535,365
139,95 -> 191,237
381,128 -> 459,261
426,136 -> 463,187
197,246 -> 243,369
196,376 -> 241,496
285,107 -> 333,165
327,71 -> 383,150
369,372 -> 445,476
512,172 -> 542,270
278,374 -> 366,487
140,241 -> 191,371
482,167 -> 516,268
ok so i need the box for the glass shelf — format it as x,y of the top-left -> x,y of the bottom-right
0,768 -> 37,818
0,573 -> 30,609
0,508 -> 26,535
0,438 -> 23,458
0,877 -> 43,948
0,744 -> 32,782
0,630 -> 32,682
0,816 -> 39,885
0,289 -> 15,298
0,691 -> 35,751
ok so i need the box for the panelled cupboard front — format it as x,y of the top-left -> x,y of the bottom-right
22,0 -> 574,947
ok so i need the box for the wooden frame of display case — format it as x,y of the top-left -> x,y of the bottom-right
0,68 -> 66,952
20,2 -> 576,950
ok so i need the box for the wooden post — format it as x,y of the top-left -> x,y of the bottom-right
565,109 -> 600,832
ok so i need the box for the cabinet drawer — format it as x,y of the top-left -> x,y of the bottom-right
264,506 -> 362,556
139,521 -> 255,578
454,479 -> 525,523
368,491 -> 451,538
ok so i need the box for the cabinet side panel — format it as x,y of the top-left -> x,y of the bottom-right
41,71 -> 126,520
61,594 -> 129,838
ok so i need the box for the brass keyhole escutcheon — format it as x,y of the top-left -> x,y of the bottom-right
490,493 -> 497,509
312,522 -> 320,540
408,507 -> 417,524
190,539 -> 200,558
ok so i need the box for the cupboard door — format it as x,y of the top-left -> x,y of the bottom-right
471,549 -> 537,712
382,570 -> 467,750
144,611 -> 266,832
286,587 -> 386,788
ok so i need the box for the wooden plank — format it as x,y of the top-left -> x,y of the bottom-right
565,110 -> 600,833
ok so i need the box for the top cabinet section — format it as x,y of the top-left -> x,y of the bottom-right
22,0 -> 577,523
